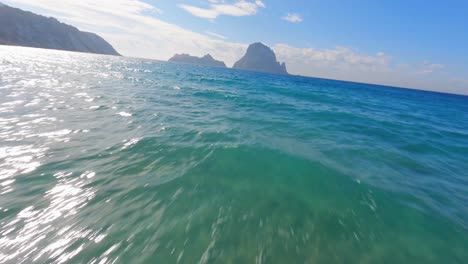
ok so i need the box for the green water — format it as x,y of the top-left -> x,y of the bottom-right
0,46 -> 467,263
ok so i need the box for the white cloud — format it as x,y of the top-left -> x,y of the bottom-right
255,1 -> 266,8
273,44 -> 468,94
282,13 -> 303,23
179,0 -> 265,20
274,44 -> 390,78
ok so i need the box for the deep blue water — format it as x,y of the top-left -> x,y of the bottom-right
0,46 -> 467,263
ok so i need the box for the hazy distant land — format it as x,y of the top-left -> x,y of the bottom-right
168,43 -> 288,75
168,54 -> 227,68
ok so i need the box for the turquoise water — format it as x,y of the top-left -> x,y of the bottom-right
0,46 -> 467,263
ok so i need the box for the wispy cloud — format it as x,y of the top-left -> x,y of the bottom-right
417,62 -> 445,74
179,0 -> 265,20
273,44 -> 468,94
274,44 -> 390,75
205,31 -> 227,40
282,13 -> 303,23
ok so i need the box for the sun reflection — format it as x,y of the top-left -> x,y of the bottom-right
0,145 -> 47,194
0,172 -> 96,263
0,46 -> 108,262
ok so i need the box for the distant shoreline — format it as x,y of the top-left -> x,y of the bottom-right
1,44 -> 466,97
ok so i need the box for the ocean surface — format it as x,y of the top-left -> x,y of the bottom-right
0,46 -> 467,263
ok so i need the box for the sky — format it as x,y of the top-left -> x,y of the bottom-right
3,0 -> 468,95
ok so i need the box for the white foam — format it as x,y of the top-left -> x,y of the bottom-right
117,112 -> 132,117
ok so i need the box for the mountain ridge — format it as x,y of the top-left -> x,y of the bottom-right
0,3 -> 120,56
233,42 -> 288,75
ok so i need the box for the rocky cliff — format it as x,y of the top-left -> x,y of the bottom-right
0,3 -> 120,56
233,42 -> 287,75
168,54 -> 226,68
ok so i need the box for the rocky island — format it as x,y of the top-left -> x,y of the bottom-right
168,54 -> 226,68
0,3 -> 120,56
233,42 -> 288,75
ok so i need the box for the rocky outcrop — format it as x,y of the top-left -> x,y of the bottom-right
0,3 -> 120,55
168,54 -> 226,68
233,42 -> 287,75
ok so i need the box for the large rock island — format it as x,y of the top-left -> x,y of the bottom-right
233,42 -> 287,75
0,3 -> 119,55
168,54 -> 226,68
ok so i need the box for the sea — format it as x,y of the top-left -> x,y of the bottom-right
0,46 -> 467,263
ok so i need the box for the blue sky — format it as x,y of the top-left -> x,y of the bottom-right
150,0 -> 468,74
4,0 -> 468,94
